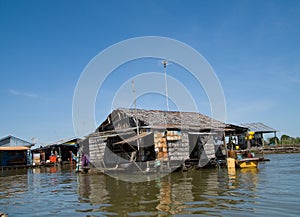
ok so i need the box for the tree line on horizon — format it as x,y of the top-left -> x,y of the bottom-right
267,134 -> 300,146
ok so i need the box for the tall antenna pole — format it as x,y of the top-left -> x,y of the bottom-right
162,60 -> 169,111
132,80 -> 140,151
132,80 -> 137,112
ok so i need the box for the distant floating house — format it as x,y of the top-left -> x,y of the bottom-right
0,135 -> 32,168
0,135 -> 32,147
80,108 -> 247,172
31,138 -> 79,165
240,122 -> 277,147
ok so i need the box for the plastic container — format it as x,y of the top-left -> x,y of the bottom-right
228,150 -> 237,158
227,157 -> 236,169
49,155 -> 57,163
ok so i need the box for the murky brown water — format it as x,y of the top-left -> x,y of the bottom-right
1,153 -> 300,216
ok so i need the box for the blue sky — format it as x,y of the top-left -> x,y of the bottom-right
0,0 -> 299,144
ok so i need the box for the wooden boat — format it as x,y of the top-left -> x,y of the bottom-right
235,157 -> 259,168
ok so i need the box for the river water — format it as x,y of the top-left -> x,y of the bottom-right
1,153 -> 300,216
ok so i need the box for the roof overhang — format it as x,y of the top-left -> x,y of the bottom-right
113,132 -> 153,146
0,146 -> 30,151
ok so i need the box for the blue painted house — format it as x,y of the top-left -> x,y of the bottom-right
0,135 -> 32,167
0,135 -> 32,147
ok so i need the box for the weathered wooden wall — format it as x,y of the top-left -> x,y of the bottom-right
88,136 -> 106,168
168,131 -> 189,161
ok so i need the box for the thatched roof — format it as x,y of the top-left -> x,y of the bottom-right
120,108 -> 225,129
97,108 -> 246,134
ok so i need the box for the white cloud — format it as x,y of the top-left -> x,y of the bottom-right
8,89 -> 38,98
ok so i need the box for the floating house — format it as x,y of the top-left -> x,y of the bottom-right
225,122 -> 277,169
0,146 -> 30,168
240,122 -> 277,147
0,135 -> 32,168
80,109 -> 247,172
0,135 -> 32,148
31,138 -> 79,166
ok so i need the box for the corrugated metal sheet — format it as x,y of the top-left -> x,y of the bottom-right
0,135 -> 32,147
241,122 -> 277,133
0,146 -> 30,151
46,137 -> 78,146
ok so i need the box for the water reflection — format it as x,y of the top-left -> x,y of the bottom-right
0,169 -> 29,203
77,174 -> 109,205
4,154 -> 300,216
75,168 -> 261,216
155,174 -> 193,215
77,173 -> 159,215
228,167 -> 237,189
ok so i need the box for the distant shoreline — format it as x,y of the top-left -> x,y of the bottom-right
261,145 -> 300,154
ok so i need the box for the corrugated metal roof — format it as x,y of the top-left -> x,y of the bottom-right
0,146 -> 30,151
0,135 -> 31,146
240,122 -> 277,133
46,137 -> 78,147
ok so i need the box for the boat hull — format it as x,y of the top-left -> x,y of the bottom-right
235,158 -> 259,168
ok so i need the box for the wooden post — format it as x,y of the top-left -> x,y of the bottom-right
223,132 -> 227,159
247,140 -> 251,150
70,151 -> 72,170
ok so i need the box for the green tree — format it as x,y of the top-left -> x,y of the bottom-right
294,137 -> 300,144
268,136 -> 279,145
280,134 -> 292,145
